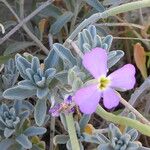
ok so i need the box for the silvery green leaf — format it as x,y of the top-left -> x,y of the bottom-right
83,43 -> 91,52
82,133 -> 101,144
22,101 -> 34,112
18,80 -> 36,90
34,99 -> 47,126
78,32 -> 85,51
126,129 -> 138,141
108,51 -> 117,59
50,11 -> 73,35
45,68 -> 56,79
83,29 -> 93,46
72,78 -> 83,91
138,147 -> 150,150
0,139 -> 15,150
37,87 -> 49,99
87,25 -> 97,39
31,57 -> 40,72
68,69 -> 75,85
53,135 -> 69,145
108,50 -> 124,68
16,134 -> 32,149
127,142 -> 140,149
95,35 -> 102,47
102,35 -> 113,51
97,144 -> 112,150
24,126 -> 46,136
54,71 -> 68,84
109,123 -> 122,139
3,86 -> 36,100
79,114 -> 91,131
95,133 -> 110,143
53,43 -> 76,67
38,4 -> 62,18
44,49 -> 59,69
4,42 -> 35,55
101,43 -> 108,50
4,128 -> 15,138
60,113 -> 67,131
84,0 -> 105,12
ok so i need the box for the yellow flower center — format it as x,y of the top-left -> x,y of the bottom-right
98,76 -> 110,90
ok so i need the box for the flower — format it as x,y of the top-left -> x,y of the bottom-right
49,95 -> 74,117
74,48 -> 136,114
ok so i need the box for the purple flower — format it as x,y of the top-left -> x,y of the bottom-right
49,95 -> 74,117
74,48 -> 136,114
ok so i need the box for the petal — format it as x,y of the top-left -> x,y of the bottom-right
74,84 -> 101,114
108,64 -> 136,91
83,47 -> 108,78
103,88 -> 119,109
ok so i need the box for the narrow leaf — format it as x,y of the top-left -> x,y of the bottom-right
16,134 -> 32,149
34,99 -> 47,126
50,11 -> 73,35
4,42 -> 35,55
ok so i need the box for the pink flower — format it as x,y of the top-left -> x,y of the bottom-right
74,48 -> 136,114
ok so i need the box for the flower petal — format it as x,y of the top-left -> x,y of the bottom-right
83,47 -> 108,78
108,64 -> 136,91
74,84 -> 101,114
103,88 -> 119,109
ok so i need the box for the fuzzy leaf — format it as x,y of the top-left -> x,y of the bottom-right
134,43 -> 147,79
34,99 -> 47,126
24,126 -> 47,136
84,0 -> 105,12
53,135 -> 69,145
53,43 -> 76,66
16,134 -> 32,149
4,42 -> 35,55
0,139 -> 15,149
3,86 -> 36,100
50,11 -> 73,35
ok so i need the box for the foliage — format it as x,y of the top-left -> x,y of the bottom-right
0,0 -> 150,149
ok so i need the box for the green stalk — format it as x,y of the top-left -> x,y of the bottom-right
65,114 -> 80,150
64,0 -> 150,46
96,105 -> 150,137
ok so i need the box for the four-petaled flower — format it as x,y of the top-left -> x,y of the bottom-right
74,48 -> 136,114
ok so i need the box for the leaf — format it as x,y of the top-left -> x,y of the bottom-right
3,86 -> 36,100
108,50 -> 124,68
24,126 -> 47,136
34,99 -> 47,126
50,11 -> 73,35
53,135 -> 69,145
0,139 -> 15,150
53,43 -> 76,67
38,4 -> 62,18
0,55 -> 13,65
16,134 -> 32,149
134,43 -> 147,79
4,42 -> 35,55
4,128 -> 15,138
84,0 -> 105,12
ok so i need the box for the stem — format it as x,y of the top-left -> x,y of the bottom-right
64,0 -> 150,46
119,95 -> 150,125
65,114 -> 80,150
96,105 -> 150,137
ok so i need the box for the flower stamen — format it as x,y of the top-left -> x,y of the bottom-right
98,76 -> 110,90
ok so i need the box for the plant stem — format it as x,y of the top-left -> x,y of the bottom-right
65,114 -> 80,150
64,0 -> 150,46
96,105 -> 150,137
119,95 -> 150,125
